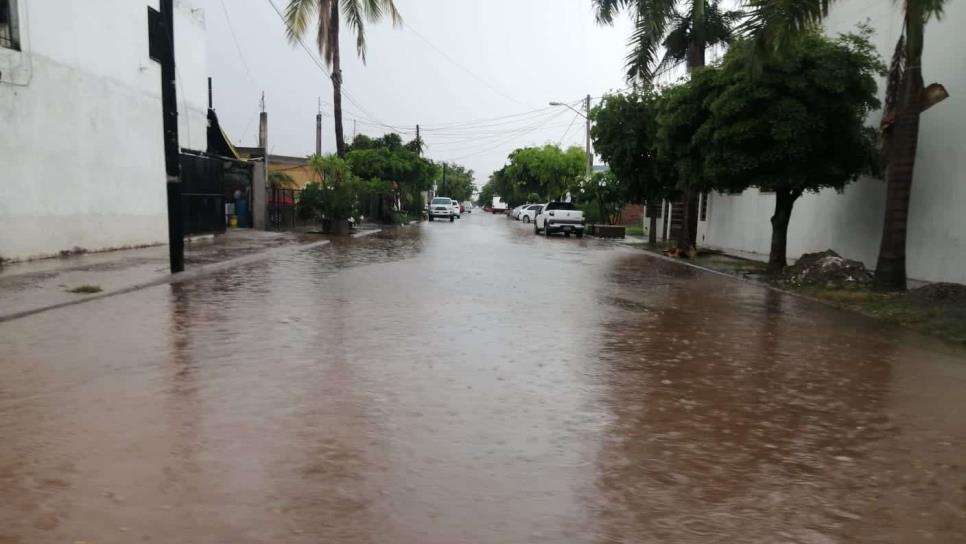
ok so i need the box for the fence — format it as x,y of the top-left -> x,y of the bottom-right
266,186 -> 314,230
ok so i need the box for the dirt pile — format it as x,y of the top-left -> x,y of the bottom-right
908,282 -> 966,305
781,250 -> 872,288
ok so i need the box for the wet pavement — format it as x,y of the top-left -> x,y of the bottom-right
1,213 -> 965,543
0,230 -> 323,320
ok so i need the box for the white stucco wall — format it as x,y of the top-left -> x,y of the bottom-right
0,0 -> 207,261
701,0 -> 966,284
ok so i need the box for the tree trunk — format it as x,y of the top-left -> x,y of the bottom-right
647,198 -> 658,246
686,0 -> 706,71
330,2 -> 346,158
873,13 -> 925,292
767,187 -> 801,275
676,190 -> 698,255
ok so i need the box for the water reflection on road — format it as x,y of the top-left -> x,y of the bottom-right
1,213 -> 964,543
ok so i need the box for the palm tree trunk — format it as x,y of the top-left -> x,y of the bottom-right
676,0 -> 706,255
329,2 -> 347,158
767,187 -> 802,275
874,5 -> 925,292
874,64 -> 923,291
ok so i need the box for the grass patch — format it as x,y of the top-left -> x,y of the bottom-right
783,285 -> 966,344
66,284 -> 103,294
623,224 -> 644,237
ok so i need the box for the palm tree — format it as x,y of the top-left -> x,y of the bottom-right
742,0 -> 948,290
285,0 -> 401,158
596,0 -> 739,255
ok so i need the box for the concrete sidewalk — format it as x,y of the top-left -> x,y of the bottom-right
0,229 -> 329,322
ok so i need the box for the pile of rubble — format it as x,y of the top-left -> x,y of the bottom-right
908,282 -> 966,305
781,250 -> 872,289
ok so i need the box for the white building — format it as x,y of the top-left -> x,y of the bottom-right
0,0 -> 208,261
650,0 -> 965,285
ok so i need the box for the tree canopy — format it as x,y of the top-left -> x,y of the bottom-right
436,162 -> 475,203
658,29 -> 883,272
488,145 -> 587,206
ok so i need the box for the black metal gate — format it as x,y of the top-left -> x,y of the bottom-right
267,186 -> 313,230
179,151 -> 252,235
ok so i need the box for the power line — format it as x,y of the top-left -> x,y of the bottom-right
558,111 -> 581,145
440,109 -> 570,161
401,21 -> 531,109
219,0 -> 258,89
262,0 -> 407,132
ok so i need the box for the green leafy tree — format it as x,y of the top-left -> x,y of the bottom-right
344,133 -> 437,220
596,0 -> 741,252
591,92 -> 674,241
668,31 -> 883,274
284,0 -> 402,158
477,181 -> 496,207
742,0 -> 950,290
436,162 -> 476,203
297,155 -> 360,225
500,145 -> 587,204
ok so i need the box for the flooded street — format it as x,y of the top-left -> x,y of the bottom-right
1,213 -> 965,543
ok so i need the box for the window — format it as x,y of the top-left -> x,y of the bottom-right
0,0 -> 20,51
545,202 -> 576,211
699,192 -> 709,222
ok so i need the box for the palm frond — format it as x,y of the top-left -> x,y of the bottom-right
594,0 -> 634,24
738,0 -> 834,57
284,0 -> 318,44
319,0 -> 336,66
342,0 -> 368,61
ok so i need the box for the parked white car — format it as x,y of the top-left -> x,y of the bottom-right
451,199 -> 462,219
428,197 -> 456,222
519,204 -> 544,223
534,202 -> 585,237
510,204 -> 528,220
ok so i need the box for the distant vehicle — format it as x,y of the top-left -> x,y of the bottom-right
483,206 -> 493,213
491,197 -> 508,214
428,197 -> 456,222
462,202 -> 471,213
519,204 -> 544,223
450,199 -> 462,219
510,204 -> 528,220
534,202 -> 585,237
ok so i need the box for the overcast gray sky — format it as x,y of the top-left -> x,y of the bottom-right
198,0 -> 636,188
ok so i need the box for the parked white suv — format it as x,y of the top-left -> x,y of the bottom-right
534,202 -> 585,237
428,197 -> 456,222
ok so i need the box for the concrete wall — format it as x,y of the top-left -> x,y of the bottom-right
700,0 -> 966,284
0,0 -> 207,261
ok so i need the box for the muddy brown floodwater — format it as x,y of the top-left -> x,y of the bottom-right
1,213 -> 965,543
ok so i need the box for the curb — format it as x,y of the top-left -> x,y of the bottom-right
351,228 -> 383,239
0,239 -> 331,324
628,244 -> 865,313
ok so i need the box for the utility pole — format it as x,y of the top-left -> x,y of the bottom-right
148,0 -> 183,273
585,94 -> 593,179
315,97 -> 322,156
416,124 -> 421,156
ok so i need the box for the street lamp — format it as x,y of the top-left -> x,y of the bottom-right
550,95 -> 593,179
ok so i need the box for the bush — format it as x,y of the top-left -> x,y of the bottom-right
296,155 -> 360,222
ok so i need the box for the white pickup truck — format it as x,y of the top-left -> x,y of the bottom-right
534,202 -> 585,238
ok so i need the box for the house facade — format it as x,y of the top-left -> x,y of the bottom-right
0,0 -> 208,261
649,0 -> 965,285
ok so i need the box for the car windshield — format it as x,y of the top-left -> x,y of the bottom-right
527,205 -> 542,210
431,198 -> 450,205
545,202 -> 576,211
